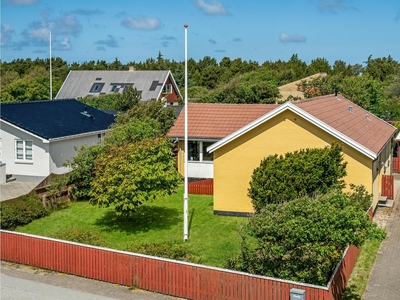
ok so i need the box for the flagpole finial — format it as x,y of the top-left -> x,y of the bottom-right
184,24 -> 188,28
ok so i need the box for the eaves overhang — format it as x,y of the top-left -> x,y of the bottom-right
207,102 -> 378,160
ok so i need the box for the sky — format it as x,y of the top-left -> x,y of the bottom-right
1,0 -> 400,66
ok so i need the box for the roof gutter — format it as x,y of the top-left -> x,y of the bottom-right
48,129 -> 109,142
1,119 -> 109,143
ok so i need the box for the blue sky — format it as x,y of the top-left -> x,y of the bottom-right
1,0 -> 400,66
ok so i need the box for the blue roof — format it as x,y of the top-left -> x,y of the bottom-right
1,99 -> 115,140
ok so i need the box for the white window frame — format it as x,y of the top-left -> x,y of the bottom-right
162,84 -> 172,94
15,140 -> 33,162
188,141 -> 214,162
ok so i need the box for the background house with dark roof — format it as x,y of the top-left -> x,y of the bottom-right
0,99 -> 115,182
169,95 -> 397,215
55,70 -> 182,105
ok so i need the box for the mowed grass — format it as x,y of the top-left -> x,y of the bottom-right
15,187 -> 248,267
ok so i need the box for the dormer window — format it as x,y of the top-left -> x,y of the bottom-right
90,83 -> 104,93
162,84 -> 172,94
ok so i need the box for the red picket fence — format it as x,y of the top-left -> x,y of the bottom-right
382,175 -> 394,200
0,230 -> 359,300
393,157 -> 400,173
188,179 -> 213,195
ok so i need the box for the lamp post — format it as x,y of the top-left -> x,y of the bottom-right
183,24 -> 189,241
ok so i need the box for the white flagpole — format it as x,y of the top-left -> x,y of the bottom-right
49,31 -> 52,100
183,24 -> 189,241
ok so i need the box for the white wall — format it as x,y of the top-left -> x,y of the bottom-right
49,134 -> 99,174
187,162 -> 214,178
1,121 -> 50,181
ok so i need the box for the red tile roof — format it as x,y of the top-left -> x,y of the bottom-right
168,95 -> 397,156
295,94 -> 396,155
168,103 -> 278,139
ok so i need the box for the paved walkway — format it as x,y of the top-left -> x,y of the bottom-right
364,173 -> 400,299
0,181 -> 38,201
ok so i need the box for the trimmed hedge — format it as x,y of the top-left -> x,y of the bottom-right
1,192 -> 50,230
50,228 -> 108,247
126,241 -> 201,263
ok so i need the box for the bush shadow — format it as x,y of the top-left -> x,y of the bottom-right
94,205 -> 181,235
340,284 -> 362,300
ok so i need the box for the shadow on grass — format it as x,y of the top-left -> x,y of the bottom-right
341,284 -> 362,300
94,205 -> 181,234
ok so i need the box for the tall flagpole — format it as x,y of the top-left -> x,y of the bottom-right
183,24 -> 189,241
49,31 -> 52,100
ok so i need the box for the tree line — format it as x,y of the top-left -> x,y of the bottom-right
1,53 -> 399,119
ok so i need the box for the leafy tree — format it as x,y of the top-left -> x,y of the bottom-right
364,55 -> 399,82
117,101 -> 176,134
114,86 -> 141,111
339,75 -> 385,117
307,57 -> 331,74
226,190 -> 385,285
248,143 -> 347,211
89,137 -> 181,214
79,93 -> 121,110
65,145 -> 104,199
104,117 -> 160,146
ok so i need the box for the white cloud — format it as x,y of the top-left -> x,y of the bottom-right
196,0 -> 228,15
53,36 -> 72,50
19,13 -> 82,51
71,9 -> 104,16
54,15 -> 83,37
94,35 -> 119,48
1,24 -> 15,46
4,0 -> 38,6
121,17 -> 160,30
279,32 -> 306,43
318,0 -> 357,13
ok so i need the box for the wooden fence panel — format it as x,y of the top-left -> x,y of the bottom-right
0,231 -> 363,300
188,179 -> 214,195
382,175 -> 394,200
393,157 -> 400,173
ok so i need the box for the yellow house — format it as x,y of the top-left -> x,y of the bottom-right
168,95 -> 397,216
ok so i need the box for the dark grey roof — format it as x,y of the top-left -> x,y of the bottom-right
1,99 -> 115,140
55,70 -> 182,101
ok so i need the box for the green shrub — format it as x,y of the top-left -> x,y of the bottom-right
126,241 -> 201,263
50,228 -> 108,247
0,192 -> 50,230
248,143 -> 347,211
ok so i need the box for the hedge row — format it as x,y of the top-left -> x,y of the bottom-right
0,192 -> 50,230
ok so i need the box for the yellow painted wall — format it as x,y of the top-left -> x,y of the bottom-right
371,141 -> 393,208
213,110 -> 373,213
177,140 -> 185,175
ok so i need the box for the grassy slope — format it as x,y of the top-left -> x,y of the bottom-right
16,187 -> 247,267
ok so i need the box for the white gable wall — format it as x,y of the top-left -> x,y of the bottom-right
1,121 -> 50,181
49,134 -> 99,174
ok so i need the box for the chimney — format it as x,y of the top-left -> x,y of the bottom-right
348,105 -> 353,113
334,88 -> 338,97
129,65 -> 136,72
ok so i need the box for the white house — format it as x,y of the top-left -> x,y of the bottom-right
0,99 -> 115,182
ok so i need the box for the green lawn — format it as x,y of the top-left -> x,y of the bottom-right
15,187 -> 248,268
341,239 -> 382,299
